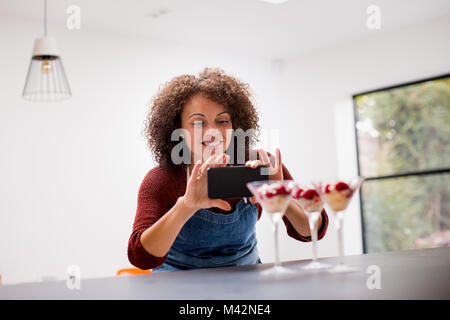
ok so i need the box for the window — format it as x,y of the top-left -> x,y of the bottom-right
353,74 -> 450,253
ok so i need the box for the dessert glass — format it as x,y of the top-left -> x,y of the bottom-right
247,180 -> 296,276
293,185 -> 330,270
317,177 -> 364,273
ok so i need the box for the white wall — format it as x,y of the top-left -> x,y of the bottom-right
273,16 -> 450,262
1,13 -> 449,285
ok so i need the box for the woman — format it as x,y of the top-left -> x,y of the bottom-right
128,68 -> 328,272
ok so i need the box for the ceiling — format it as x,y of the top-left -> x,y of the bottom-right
1,0 -> 449,59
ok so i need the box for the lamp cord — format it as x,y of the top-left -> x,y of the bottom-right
44,0 -> 47,36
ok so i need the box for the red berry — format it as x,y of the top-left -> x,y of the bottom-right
294,188 -> 303,199
335,182 -> 350,191
274,185 -> 291,196
277,185 -> 286,194
265,191 -> 275,198
302,189 -> 319,199
324,184 -> 331,194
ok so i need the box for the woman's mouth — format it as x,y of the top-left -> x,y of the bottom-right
202,140 -> 223,148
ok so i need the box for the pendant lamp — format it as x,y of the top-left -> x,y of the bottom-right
22,0 -> 71,102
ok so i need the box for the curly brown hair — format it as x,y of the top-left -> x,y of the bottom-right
144,68 -> 260,171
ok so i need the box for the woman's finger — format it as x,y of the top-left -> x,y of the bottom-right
203,154 -> 224,175
274,148 -> 282,173
189,160 -> 202,182
253,160 -> 263,168
245,160 -> 255,167
209,199 -> 232,211
199,155 -> 217,177
246,160 -> 261,168
267,148 -> 283,179
249,196 -> 258,204
214,153 -> 228,166
220,154 -> 231,167
258,149 -> 271,167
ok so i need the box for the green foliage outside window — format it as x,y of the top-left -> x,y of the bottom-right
354,76 -> 450,253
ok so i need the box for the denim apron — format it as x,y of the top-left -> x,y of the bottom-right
153,198 -> 261,272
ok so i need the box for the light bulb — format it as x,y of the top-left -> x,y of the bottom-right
41,60 -> 51,74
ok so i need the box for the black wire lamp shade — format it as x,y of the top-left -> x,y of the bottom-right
22,36 -> 71,102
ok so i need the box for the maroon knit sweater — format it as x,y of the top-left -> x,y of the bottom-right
128,164 -> 329,270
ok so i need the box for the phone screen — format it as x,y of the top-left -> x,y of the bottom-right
207,165 -> 269,199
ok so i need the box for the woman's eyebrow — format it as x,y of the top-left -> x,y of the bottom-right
188,113 -> 205,118
216,111 -> 230,117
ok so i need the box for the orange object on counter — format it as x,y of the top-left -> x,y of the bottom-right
117,268 -> 152,276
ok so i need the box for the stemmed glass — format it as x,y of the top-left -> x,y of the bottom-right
317,177 -> 364,273
247,180 -> 297,276
293,185 -> 330,270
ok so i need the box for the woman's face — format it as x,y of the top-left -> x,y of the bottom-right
180,93 -> 233,162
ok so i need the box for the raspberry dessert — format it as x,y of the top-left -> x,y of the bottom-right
321,181 -> 355,211
255,181 -> 293,213
294,187 -> 323,213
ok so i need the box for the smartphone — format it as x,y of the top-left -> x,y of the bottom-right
207,165 -> 269,199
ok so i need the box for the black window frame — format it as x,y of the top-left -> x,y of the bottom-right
352,73 -> 450,253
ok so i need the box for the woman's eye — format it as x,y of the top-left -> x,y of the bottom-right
217,120 -> 229,124
193,120 -> 204,127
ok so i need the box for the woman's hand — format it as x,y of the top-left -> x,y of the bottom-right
245,148 -> 284,203
245,148 -> 283,180
180,153 -> 232,213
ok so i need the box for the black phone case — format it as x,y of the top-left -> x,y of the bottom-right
207,165 -> 269,199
